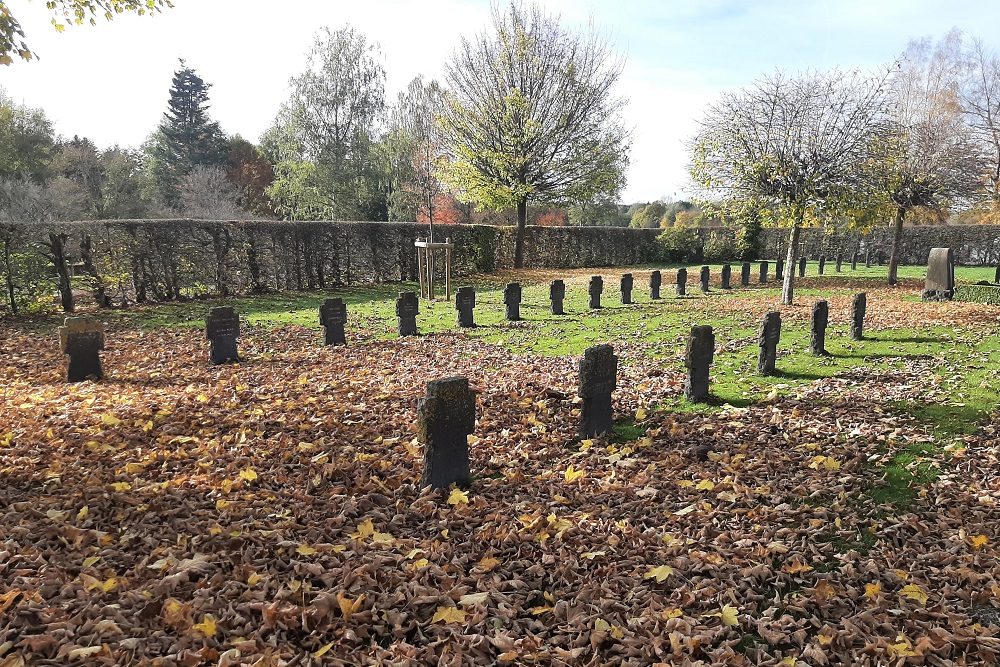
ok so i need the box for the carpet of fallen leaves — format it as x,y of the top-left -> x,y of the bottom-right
1,285 -> 1000,666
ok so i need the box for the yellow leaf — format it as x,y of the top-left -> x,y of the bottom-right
247,572 -> 262,586
192,614 -> 217,638
579,439 -> 593,451
783,559 -> 813,575
581,551 -> 605,560
564,465 -> 586,484
661,608 -> 683,619
239,467 -> 258,482
899,584 -> 929,605
635,407 -> 647,421
351,519 -> 375,539
101,413 -> 121,426
969,534 -> 989,550
594,618 -> 612,632
411,558 -> 429,570
46,509 -> 67,522
124,462 -> 145,475
163,598 -> 187,625
215,499 -> 231,510
371,531 -> 394,545
110,482 -> 131,492
643,565 -> 674,583
336,592 -> 364,620
719,604 -> 739,627
695,479 -> 715,491
447,488 -> 469,505
431,606 -> 466,624
82,556 -> 100,568
887,636 -> 919,658
314,642 -> 335,658
478,556 -> 500,572
67,646 -> 102,659
529,605 -> 552,615
865,582 -> 881,599
296,545 -> 317,556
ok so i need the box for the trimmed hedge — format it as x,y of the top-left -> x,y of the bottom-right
954,283 -> 1000,305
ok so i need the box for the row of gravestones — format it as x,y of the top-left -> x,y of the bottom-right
419,293 -> 868,488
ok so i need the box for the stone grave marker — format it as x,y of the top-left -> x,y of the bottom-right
700,266 -> 710,292
759,261 -> 769,284
206,306 -> 240,365
319,298 -> 347,345
59,316 -> 105,382
798,256 -> 807,277
578,344 -> 618,438
676,268 -> 687,296
995,265 -> 1000,284
775,260 -> 784,281
721,264 -> 732,289
589,276 -> 604,309
757,311 -> 781,376
418,377 -> 475,489
550,280 -> 566,315
649,270 -> 662,299
684,325 -> 715,402
818,255 -> 826,275
865,251 -> 873,268
836,253 -> 843,272
396,291 -> 419,336
740,262 -> 751,287
455,286 -> 476,328
810,300 -> 829,355
504,282 -> 522,321
851,252 -> 859,270
922,247 -> 956,301
851,292 -> 867,341
621,273 -> 634,304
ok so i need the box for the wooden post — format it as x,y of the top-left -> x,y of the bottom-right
445,237 -> 452,301
416,237 -> 426,299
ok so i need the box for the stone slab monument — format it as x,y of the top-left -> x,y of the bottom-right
676,268 -> 687,296
396,291 -> 419,336
206,307 -> 240,365
759,261 -> 769,284
684,325 -> 715,402
418,377 -> 475,489
851,292 -> 867,341
757,311 -> 781,376
549,280 -> 566,315
775,260 -> 784,281
319,298 -> 347,346
589,276 -> 603,309
60,316 -> 105,382
810,300 -> 829,356
740,262 -> 751,287
455,286 -> 476,328
720,264 -> 732,289
922,247 -> 956,301
818,255 -> 826,275
798,257 -> 807,277
621,273 -> 634,304
578,344 -> 617,438
504,282 -> 522,321
649,270 -> 662,299
700,266 -> 710,293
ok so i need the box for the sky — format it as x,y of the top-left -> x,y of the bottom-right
4,0 -> 1000,203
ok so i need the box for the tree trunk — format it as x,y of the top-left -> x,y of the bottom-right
3,235 -> 17,315
49,233 -> 75,313
781,221 -> 802,305
887,205 -> 906,286
513,198 -> 528,269
80,235 -> 111,308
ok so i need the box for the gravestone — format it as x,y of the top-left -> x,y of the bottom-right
818,255 -> 826,275
721,264 -> 732,289
740,262 -> 751,287
455,286 -> 476,328
775,260 -> 784,281
206,306 -> 240,365
851,252 -> 859,270
418,377 -> 475,489
649,271 -> 662,299
578,344 -> 618,438
684,325 -> 715,402
549,280 -> 566,315
877,251 -> 886,266
59,316 -> 105,382
700,266 -> 710,293
396,291 -> 419,336
798,257 -> 807,277
810,300 -> 829,356
504,282 -> 522,321
922,247 -> 956,301
621,273 -> 634,304
759,261 -> 769,284
995,265 -> 1000,284
865,251 -> 873,268
851,292 -> 867,341
319,298 -> 347,345
836,253 -> 843,272
676,268 -> 687,296
589,276 -> 604,309
756,311 -> 781,376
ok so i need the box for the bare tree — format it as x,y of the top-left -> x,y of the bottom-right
690,69 -> 891,304
178,165 -> 245,219
963,37 -> 1000,216
876,32 -> 984,285
440,2 -> 629,268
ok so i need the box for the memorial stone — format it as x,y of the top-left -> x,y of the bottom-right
621,273 -> 634,304
59,316 -> 105,382
550,280 -> 566,315
810,300 -> 829,356
649,271 -> 662,299
206,307 -> 240,365
455,287 -> 476,328
676,268 -> 687,296
757,311 -> 781,376
922,247 -> 956,301
851,292 -> 867,341
418,377 -> 475,489
578,344 -> 618,438
396,291 -> 419,336
504,282 -> 522,321
700,266 -> 710,292
589,276 -> 604,309
721,264 -> 732,289
319,298 -> 347,345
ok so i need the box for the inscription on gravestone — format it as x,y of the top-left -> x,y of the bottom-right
922,247 -> 956,301
798,257 -> 807,278
851,292 -> 867,341
418,377 -> 475,489
759,261 -> 769,284
649,270 -> 662,300
676,268 -> 687,296
319,298 -> 347,345
589,276 -> 604,309
550,280 -> 566,315
621,273 -> 634,304
810,300 -> 829,356
504,282 -> 522,321
578,344 -> 618,438
60,316 -> 105,382
721,264 -> 732,289
700,266 -> 710,293
757,311 -> 781,376
396,291 -> 419,336
206,306 -> 240,365
684,325 -> 715,402
455,286 -> 476,328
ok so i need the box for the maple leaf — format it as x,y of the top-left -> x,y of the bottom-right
447,488 -> 470,505
192,614 -> 217,638
296,544 -> 317,556
564,465 -> 586,483
336,592 -> 365,620
239,467 -> 258,482
887,636 -> 919,658
643,565 -> 674,583
351,519 -> 375,539
706,604 -> 740,627
431,606 -> 466,624
969,534 -> 989,550
899,584 -> 929,605
864,582 -> 882,600
478,556 -> 500,572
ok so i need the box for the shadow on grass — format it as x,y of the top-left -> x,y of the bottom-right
773,369 -> 827,381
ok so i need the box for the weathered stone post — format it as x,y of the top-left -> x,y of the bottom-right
549,280 -> 566,315
810,300 -> 829,356
578,344 -> 617,438
59,316 -> 105,382
818,255 -> 826,275
798,257 -> 807,278
621,273 -> 634,304
676,268 -> 687,296
320,298 -> 347,345
775,260 -> 784,281
455,286 -> 476,328
504,282 -> 522,321
995,265 -> 1000,284
759,261 -> 769,284
418,377 -> 475,489
684,325 -> 715,402
757,311 -> 781,376
922,247 -> 956,301
851,252 -> 859,270
700,266 -> 710,293
721,264 -> 732,289
649,271 -> 662,299
396,291 -> 419,336
589,276 -> 604,309
851,292 -> 867,341
836,253 -> 843,272
740,262 -> 751,287
206,306 -> 240,365
865,251 -> 873,268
